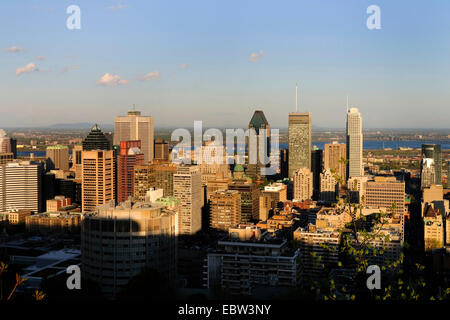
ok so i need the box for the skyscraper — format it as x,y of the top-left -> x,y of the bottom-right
81,200 -> 177,296
365,176 -> 406,239
81,125 -> 115,212
324,141 -> 346,179
114,110 -> 154,162
81,150 -> 115,212
72,145 -> 82,179
311,146 -> 323,200
134,161 -> 178,200
421,144 -> 442,187
247,110 -> 270,179
154,139 -> 169,161
209,190 -> 241,231
0,161 -> 43,213
228,180 -> 260,222
82,124 -> 111,151
346,105 -> 363,179
173,165 -> 202,235
46,145 -> 69,171
288,112 -> 312,179
117,140 -> 144,203
320,168 -> 338,202
293,168 -> 313,201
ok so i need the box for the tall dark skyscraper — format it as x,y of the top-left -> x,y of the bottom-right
247,110 -> 270,179
288,112 -> 311,180
311,146 -> 323,200
82,124 -> 111,151
81,125 -> 115,212
421,144 -> 442,187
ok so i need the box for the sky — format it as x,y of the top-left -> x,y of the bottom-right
0,0 -> 450,129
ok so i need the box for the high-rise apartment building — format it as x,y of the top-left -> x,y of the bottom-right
365,176 -> 406,239
204,225 -> 301,296
46,145 -> 69,171
117,140 -> 144,203
114,110 -> 154,162
320,168 -> 338,202
324,141 -> 346,179
209,190 -> 241,231
421,144 -> 442,187
228,180 -> 260,222
346,107 -> 363,179
294,224 -> 340,278
293,168 -> 313,201
205,172 -> 232,200
81,200 -> 177,296
288,112 -> 311,179
0,161 -> 43,213
173,165 -> 202,235
134,161 -> 178,200
263,182 -> 287,202
365,177 -> 405,217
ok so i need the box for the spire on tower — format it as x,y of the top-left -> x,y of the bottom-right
346,95 -> 349,113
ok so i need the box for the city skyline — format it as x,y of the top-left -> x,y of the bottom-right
1,1 -> 450,129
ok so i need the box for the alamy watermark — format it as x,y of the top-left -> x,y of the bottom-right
66,5 -> 81,30
367,5 -> 381,30
171,121 -> 279,176
66,265 -> 81,290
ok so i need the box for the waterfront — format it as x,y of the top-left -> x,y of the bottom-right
17,140 -> 450,158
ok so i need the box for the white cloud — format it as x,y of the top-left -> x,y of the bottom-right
96,73 -> 129,86
15,62 -> 39,76
61,65 -> 80,73
141,71 -> 161,82
249,50 -> 265,62
6,46 -> 25,53
181,64 -> 189,70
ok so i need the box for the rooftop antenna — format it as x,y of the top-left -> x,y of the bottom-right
346,95 -> 349,113
296,83 -> 299,112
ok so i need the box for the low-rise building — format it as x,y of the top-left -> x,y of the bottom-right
25,212 -> 81,234
46,195 -> 71,212
8,210 -> 31,224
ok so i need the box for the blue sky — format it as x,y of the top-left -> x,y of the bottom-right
0,0 -> 449,129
